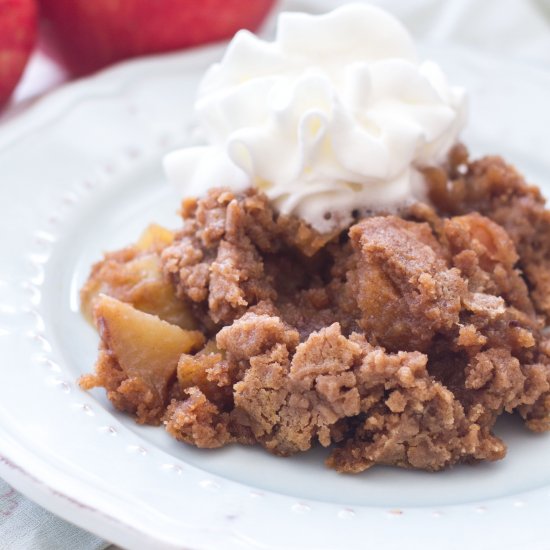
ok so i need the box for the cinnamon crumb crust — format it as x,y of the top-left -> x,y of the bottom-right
81,145 -> 550,473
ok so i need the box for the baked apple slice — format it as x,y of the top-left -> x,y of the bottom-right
177,341 -> 221,388
80,295 -> 204,423
177,340 -> 233,405
81,224 -> 197,329
135,223 -> 174,252
96,294 -> 204,392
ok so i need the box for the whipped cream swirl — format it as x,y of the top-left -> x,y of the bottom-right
164,3 -> 467,232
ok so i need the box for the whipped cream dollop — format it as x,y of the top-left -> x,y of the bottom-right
164,3 -> 467,232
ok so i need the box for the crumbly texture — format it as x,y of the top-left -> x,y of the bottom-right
81,146 -> 550,473
426,144 -> 550,321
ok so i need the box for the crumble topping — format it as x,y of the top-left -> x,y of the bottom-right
81,146 -> 550,472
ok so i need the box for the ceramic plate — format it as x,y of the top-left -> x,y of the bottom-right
1,9 -> 550,550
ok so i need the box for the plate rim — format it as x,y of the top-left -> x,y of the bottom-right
2,36 -> 550,550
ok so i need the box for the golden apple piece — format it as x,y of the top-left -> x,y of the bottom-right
122,254 -> 197,329
177,349 -> 220,390
177,340 -> 229,402
200,339 -> 223,357
136,223 -> 174,252
94,295 -> 204,398
81,248 -> 197,329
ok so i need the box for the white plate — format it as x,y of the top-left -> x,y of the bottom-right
1,21 -> 550,550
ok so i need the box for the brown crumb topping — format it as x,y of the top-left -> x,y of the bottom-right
80,145 -> 550,473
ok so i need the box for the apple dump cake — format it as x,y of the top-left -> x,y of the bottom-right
80,5 -> 550,473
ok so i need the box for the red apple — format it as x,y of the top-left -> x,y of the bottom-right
39,0 -> 277,75
0,0 -> 37,107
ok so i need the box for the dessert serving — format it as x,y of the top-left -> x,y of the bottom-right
80,4 -> 550,473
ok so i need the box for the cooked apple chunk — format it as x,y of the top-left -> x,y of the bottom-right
81,224 -> 196,329
177,350 -> 221,392
135,223 -> 174,252
175,339 -> 235,406
80,295 -> 204,423
94,295 -> 204,392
